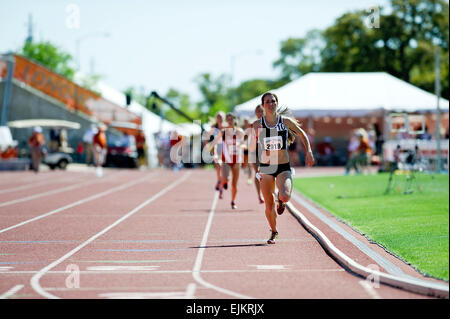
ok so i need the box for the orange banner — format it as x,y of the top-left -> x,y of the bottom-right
1,54 -> 141,128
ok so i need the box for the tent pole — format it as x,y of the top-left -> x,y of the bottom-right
434,47 -> 442,173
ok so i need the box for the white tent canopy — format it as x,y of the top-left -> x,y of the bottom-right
234,72 -> 449,117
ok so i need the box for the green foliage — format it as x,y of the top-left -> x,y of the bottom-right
273,0 -> 449,99
273,29 -> 325,81
195,73 -> 232,117
163,88 -> 201,124
19,41 -> 76,80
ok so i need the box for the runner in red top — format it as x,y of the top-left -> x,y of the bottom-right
210,113 -> 245,209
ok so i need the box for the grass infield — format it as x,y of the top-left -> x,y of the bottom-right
293,172 -> 449,281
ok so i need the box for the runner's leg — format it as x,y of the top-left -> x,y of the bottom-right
260,174 -> 277,232
276,170 -> 293,204
231,163 -> 240,204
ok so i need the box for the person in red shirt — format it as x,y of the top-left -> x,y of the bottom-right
210,113 -> 245,209
28,126 -> 46,172
135,130 -> 147,168
169,130 -> 185,171
93,124 -> 107,177
316,136 -> 335,166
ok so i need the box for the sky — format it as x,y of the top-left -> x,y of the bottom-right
0,0 -> 389,102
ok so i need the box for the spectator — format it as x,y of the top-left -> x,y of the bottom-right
169,130 -> 184,170
92,124 -> 107,177
136,130 -> 147,168
49,127 -> 60,152
316,136 -> 335,166
345,129 -> 360,175
419,126 -> 432,140
28,126 -> 46,173
355,129 -> 372,174
83,124 -> 98,166
59,128 -> 69,151
76,141 -> 84,163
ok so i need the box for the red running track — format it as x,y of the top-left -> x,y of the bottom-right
0,167 -> 441,299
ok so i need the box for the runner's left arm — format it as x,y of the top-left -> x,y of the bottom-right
284,117 -> 315,167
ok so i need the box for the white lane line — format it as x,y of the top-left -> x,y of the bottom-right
97,283 -> 197,299
0,178 -> 73,195
254,265 -> 288,270
185,283 -> 196,299
0,172 -> 157,234
30,172 -> 191,299
0,171 -> 125,208
359,280 -> 382,299
0,284 -> 24,299
2,268 -> 345,275
192,191 -> 253,299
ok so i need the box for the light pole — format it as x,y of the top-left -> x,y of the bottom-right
230,49 -> 263,111
75,32 -> 110,71
0,52 -> 14,127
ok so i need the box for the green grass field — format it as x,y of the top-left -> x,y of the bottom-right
293,172 -> 449,281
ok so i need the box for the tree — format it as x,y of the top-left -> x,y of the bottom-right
163,88 -> 200,124
320,10 -> 381,73
19,41 -> 76,80
195,73 -> 232,117
272,0 -> 449,99
232,79 -> 276,107
273,29 -> 325,81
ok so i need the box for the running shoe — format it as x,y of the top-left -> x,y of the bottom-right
231,201 -> 237,209
215,181 -> 220,191
219,189 -> 223,199
259,197 -> 265,204
277,198 -> 286,215
267,230 -> 278,244
223,182 -> 228,190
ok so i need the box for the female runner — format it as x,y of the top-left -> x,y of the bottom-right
211,112 -> 245,209
250,92 -> 314,244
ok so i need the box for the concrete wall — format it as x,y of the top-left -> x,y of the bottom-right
0,80 -> 97,154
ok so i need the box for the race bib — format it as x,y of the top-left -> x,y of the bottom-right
263,136 -> 283,151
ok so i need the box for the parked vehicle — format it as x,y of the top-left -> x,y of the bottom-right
6,119 -> 82,170
104,133 -> 138,168
44,151 -> 72,170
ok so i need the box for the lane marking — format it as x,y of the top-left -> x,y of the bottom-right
94,249 -> 186,253
30,172 -> 191,299
0,175 -> 115,208
192,191 -> 253,299
0,173 -> 158,234
0,284 -> 24,299
2,268 -> 345,275
254,265 -> 289,270
86,265 -> 160,271
97,283 -> 196,299
0,178 -> 79,195
359,280 -> 382,299
73,260 -> 182,264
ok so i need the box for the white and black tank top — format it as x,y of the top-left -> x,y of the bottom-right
257,116 -> 289,152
